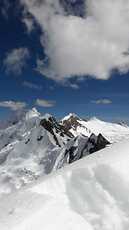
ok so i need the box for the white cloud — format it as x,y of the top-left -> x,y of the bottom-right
68,83 -> 79,90
22,13 -> 34,33
0,101 -> 27,111
23,81 -> 42,90
37,59 -> 79,89
21,0 -> 129,82
36,99 -> 56,108
4,48 -> 30,75
92,99 -> 112,105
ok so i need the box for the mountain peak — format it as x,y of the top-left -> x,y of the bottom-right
62,113 -> 79,121
25,108 -> 40,120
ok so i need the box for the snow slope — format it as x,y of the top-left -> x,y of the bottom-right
62,114 -> 129,143
0,109 -> 110,194
85,117 -> 129,143
0,110 -> 72,193
1,139 -> 129,230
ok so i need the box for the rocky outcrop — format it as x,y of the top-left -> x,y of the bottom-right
55,133 -> 110,168
40,116 -> 73,147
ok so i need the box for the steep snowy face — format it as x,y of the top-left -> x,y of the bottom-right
25,108 -> 40,120
0,109 -> 110,194
0,109 -> 71,152
62,115 -> 129,143
0,109 -> 40,152
0,111 -> 76,194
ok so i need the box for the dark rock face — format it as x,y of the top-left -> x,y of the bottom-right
40,118 -> 61,147
65,146 -> 78,164
95,134 -> 110,151
40,116 -> 73,147
40,118 -> 54,134
62,115 -> 89,135
88,134 -> 110,154
63,133 -> 110,165
62,115 -> 81,132
40,116 -> 73,137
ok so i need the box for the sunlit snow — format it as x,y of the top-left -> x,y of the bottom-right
1,139 -> 129,229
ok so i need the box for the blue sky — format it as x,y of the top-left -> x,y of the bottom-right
0,0 -> 129,122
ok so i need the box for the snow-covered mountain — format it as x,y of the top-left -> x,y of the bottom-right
61,113 -> 92,137
0,108 -> 111,194
1,109 -> 129,229
61,113 -> 129,142
1,138 -> 129,230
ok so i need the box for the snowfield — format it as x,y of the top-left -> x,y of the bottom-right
84,117 -> 129,143
67,116 -> 129,143
62,113 -> 129,143
1,139 -> 129,230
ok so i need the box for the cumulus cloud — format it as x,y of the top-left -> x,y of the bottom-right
21,0 -> 129,82
92,99 -> 112,105
0,101 -> 27,111
36,98 -> 56,108
23,81 -> 42,90
4,48 -> 30,75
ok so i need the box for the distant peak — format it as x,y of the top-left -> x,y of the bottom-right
25,108 -> 40,120
62,113 -> 79,121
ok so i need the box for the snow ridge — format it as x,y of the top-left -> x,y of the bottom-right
1,139 -> 129,230
0,109 -> 112,194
